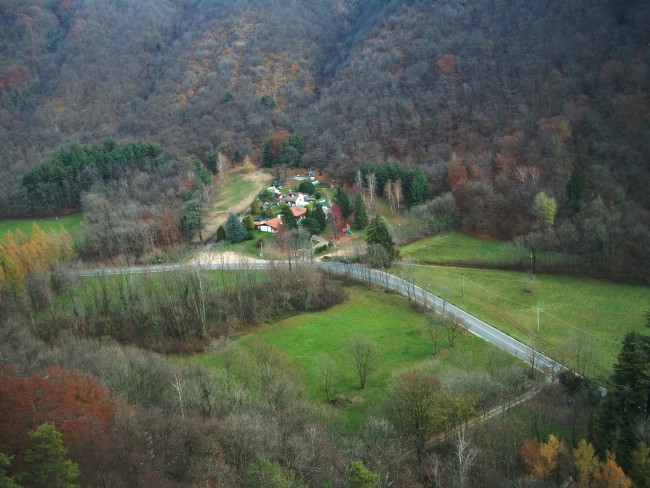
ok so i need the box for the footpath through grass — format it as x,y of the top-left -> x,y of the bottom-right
212,171 -> 255,212
409,264 -> 650,379
0,214 -> 83,240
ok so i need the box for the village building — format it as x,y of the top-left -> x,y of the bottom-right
256,216 -> 282,233
281,192 -> 308,207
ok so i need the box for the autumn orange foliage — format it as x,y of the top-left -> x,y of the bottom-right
436,53 -> 456,74
268,129 -> 290,159
0,66 -> 31,92
0,366 -> 118,485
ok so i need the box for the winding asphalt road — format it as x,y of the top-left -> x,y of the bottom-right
72,260 -> 565,375
317,262 -> 563,375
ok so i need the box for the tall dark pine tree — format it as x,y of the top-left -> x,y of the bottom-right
280,205 -> 298,230
598,332 -> 650,471
22,423 -> 81,488
408,167 -> 428,207
366,214 -> 395,266
354,193 -> 368,229
312,203 -> 327,232
566,167 -> 584,214
334,185 -> 353,218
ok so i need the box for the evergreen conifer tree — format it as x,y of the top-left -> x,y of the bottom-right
334,185 -> 353,218
224,213 -> 247,243
312,203 -> 327,232
280,205 -> 298,230
354,193 -> 368,229
21,423 -> 80,488
408,167 -> 428,207
366,215 -> 395,266
216,225 -> 226,242
598,332 -> 650,470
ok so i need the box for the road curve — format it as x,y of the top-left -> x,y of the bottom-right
71,260 -> 565,375
316,262 -> 564,375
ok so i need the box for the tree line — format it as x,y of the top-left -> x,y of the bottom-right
21,139 -> 161,213
2,240 -> 649,485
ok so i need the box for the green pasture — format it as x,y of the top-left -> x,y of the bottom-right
199,286 -> 525,431
0,214 -> 83,240
212,172 -> 255,212
400,231 -> 581,271
409,264 -> 650,379
211,230 -> 275,258
401,231 -> 515,264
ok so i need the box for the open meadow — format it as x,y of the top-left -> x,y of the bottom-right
0,214 -> 83,240
197,285 -> 528,431
408,264 -> 650,380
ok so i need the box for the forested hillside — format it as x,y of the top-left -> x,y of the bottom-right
1,0 -> 649,272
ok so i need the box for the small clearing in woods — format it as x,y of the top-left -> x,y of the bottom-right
193,168 -> 272,243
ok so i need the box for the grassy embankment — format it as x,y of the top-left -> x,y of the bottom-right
0,214 -> 83,240
198,286 -> 527,431
401,232 -> 650,379
212,172 -> 256,213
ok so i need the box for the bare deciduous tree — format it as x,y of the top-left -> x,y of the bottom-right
366,172 -> 377,207
392,179 -> 402,210
388,369 -> 439,464
315,352 -> 337,402
217,153 -> 230,184
452,429 -> 478,488
347,335 -> 379,390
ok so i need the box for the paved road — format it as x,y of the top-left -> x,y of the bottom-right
316,262 -> 564,375
71,260 -> 566,375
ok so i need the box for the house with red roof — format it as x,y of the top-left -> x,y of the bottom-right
256,216 -> 282,233
290,206 -> 307,222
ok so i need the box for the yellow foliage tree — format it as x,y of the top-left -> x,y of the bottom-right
0,266 -> 5,305
0,231 -> 27,293
573,439 -> 598,488
591,451 -> 631,488
520,434 -> 571,483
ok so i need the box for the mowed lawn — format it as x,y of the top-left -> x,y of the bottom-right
198,286 -> 525,430
0,214 -> 83,240
410,264 -> 650,379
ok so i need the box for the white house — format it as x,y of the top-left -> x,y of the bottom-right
281,192 -> 308,206
256,216 -> 282,233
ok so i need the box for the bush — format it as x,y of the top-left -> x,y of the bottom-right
299,181 -> 316,194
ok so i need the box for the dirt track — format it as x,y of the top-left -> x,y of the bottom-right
186,250 -> 266,265
192,169 -> 272,243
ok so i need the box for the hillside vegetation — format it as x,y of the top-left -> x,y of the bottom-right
0,0 -> 648,273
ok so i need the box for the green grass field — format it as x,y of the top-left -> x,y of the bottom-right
214,230 -> 275,258
198,286 -> 525,431
213,172 -> 255,212
409,264 -> 650,379
400,231 -> 581,271
0,214 -> 83,240
401,231 -> 517,264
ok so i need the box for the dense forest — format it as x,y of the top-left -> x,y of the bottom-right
0,0 -> 648,273
1,1 -> 650,485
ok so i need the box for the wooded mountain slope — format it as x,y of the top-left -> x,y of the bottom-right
1,0 -> 649,264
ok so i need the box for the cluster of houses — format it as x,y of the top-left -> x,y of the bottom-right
254,188 -> 323,233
